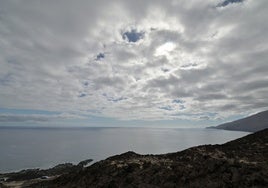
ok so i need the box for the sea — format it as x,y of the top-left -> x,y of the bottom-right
0,127 -> 249,173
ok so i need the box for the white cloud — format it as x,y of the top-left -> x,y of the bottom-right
0,0 -> 268,122
154,42 -> 176,57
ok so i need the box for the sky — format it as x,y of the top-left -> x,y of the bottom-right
0,0 -> 268,128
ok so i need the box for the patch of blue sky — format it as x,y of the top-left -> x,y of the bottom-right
122,29 -> 144,43
159,106 -> 173,111
109,97 -> 127,102
217,0 -> 244,7
78,93 -> 87,98
95,53 -> 105,61
172,99 -> 184,104
102,93 -> 127,103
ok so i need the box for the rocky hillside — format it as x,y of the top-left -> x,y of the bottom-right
209,110 -> 268,132
29,128 -> 268,188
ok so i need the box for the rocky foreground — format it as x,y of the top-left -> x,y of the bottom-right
0,159 -> 93,188
1,129 -> 268,188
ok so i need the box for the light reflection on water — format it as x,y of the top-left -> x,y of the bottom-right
0,127 -> 249,172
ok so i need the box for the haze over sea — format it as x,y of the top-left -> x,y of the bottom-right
0,127 -> 248,173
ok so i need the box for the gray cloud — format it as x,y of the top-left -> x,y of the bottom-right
0,113 -> 82,123
0,114 -> 49,122
0,0 -> 267,122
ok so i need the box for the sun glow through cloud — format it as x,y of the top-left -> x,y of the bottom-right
0,0 -> 267,126
155,42 -> 177,57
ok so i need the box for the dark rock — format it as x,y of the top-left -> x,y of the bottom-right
0,182 -> 8,188
1,159 -> 93,182
77,159 -> 93,167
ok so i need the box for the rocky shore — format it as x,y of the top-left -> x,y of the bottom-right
1,129 -> 268,188
0,159 -> 93,188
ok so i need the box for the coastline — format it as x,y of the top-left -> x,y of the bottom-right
0,128 -> 249,173
1,129 -> 267,188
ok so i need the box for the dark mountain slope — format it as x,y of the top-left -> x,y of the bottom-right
31,128 -> 268,188
210,110 -> 268,132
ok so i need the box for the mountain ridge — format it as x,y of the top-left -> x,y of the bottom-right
209,110 -> 268,132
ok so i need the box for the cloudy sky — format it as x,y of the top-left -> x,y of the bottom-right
0,0 -> 267,127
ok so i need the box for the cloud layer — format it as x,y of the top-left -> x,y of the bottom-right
0,0 -> 268,122
0,113 -> 82,123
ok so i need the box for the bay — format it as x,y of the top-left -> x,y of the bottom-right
0,127 -> 249,173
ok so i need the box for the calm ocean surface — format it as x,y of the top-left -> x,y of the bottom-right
0,127 -> 249,173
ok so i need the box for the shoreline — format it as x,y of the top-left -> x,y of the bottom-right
1,129 -> 267,188
0,128 -> 249,173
